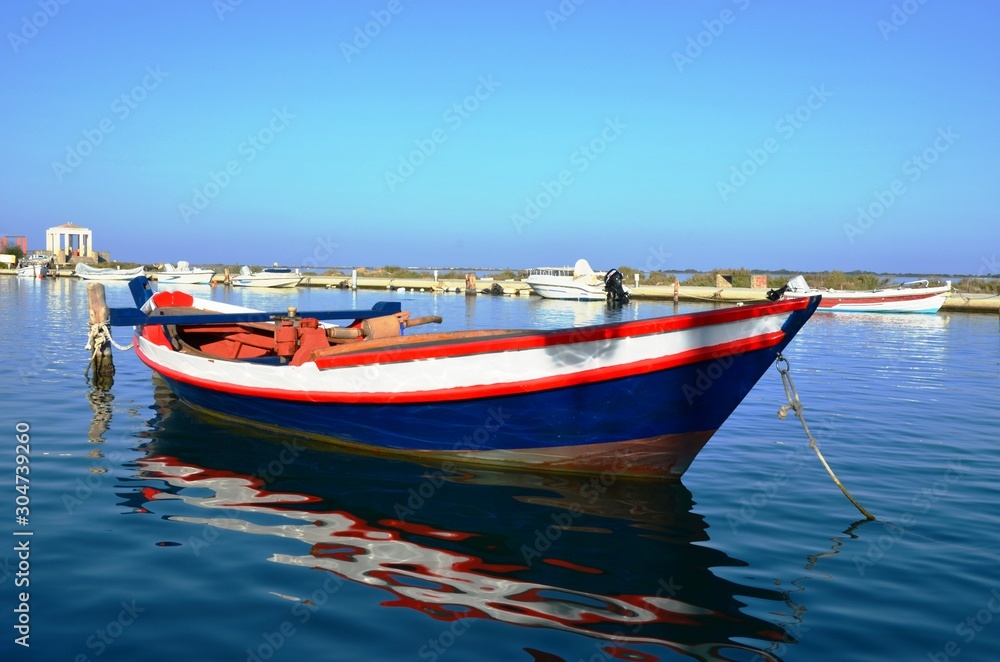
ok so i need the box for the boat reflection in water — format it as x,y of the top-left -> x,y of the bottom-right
133,380 -> 804,661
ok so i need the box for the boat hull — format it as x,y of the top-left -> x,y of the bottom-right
525,281 -> 606,301
785,285 -> 951,313
232,276 -> 302,288
16,264 -> 48,278
525,261 -> 608,300
75,265 -> 146,281
133,295 -> 819,477
157,271 -> 215,285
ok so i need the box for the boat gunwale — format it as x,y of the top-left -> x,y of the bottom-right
132,294 -> 818,404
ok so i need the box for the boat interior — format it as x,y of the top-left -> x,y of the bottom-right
148,304 -> 528,367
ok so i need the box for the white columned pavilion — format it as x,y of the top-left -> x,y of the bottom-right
46,223 -> 93,260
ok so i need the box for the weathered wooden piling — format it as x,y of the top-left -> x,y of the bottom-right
86,282 -> 115,386
465,273 -> 477,296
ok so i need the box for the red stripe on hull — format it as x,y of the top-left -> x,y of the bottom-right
816,291 -> 944,307
314,297 -> 812,369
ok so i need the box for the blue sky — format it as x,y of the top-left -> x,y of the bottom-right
1,1 -> 997,275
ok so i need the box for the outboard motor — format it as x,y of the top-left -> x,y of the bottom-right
604,268 -> 631,304
767,275 -> 809,301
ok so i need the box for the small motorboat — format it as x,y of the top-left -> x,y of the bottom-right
524,259 -> 618,301
16,253 -> 51,278
157,261 -> 216,285
232,265 -> 302,288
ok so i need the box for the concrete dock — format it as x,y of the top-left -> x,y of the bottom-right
3,269 -> 998,313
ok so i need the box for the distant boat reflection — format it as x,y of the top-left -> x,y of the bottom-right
132,380 -> 803,660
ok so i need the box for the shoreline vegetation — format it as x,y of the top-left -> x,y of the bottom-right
1,245 -> 997,295
48,261 -> 1000,295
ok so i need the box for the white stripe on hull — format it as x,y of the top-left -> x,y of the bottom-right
137,310 -> 791,397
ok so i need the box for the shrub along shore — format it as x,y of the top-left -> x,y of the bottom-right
3,263 -> 998,312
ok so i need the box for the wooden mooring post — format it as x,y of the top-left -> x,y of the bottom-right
86,282 -> 115,387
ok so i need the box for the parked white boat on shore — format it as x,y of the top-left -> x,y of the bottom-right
16,253 -> 51,278
75,263 -> 146,281
157,261 -> 215,285
232,265 -> 302,288
782,276 -> 952,313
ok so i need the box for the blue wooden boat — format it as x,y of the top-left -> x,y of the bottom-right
109,277 -> 820,477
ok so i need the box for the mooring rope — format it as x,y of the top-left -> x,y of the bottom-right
680,291 -> 765,305
775,353 -> 876,521
951,288 -> 1000,302
84,322 -> 133,373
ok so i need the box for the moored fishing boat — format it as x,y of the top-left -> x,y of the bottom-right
16,252 -> 52,278
782,275 -> 952,313
232,265 -> 302,288
106,276 -> 820,477
75,263 -> 146,281
17,259 -> 49,278
157,261 -> 216,285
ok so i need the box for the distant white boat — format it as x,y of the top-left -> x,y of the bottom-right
17,253 -> 50,278
232,265 -> 302,288
158,261 -> 215,285
782,276 -> 952,313
75,263 -> 146,281
525,259 -> 617,301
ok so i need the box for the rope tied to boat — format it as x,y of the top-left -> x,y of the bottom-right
775,353 -> 876,521
85,322 -> 133,358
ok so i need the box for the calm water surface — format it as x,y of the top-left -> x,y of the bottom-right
1,277 -> 998,661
